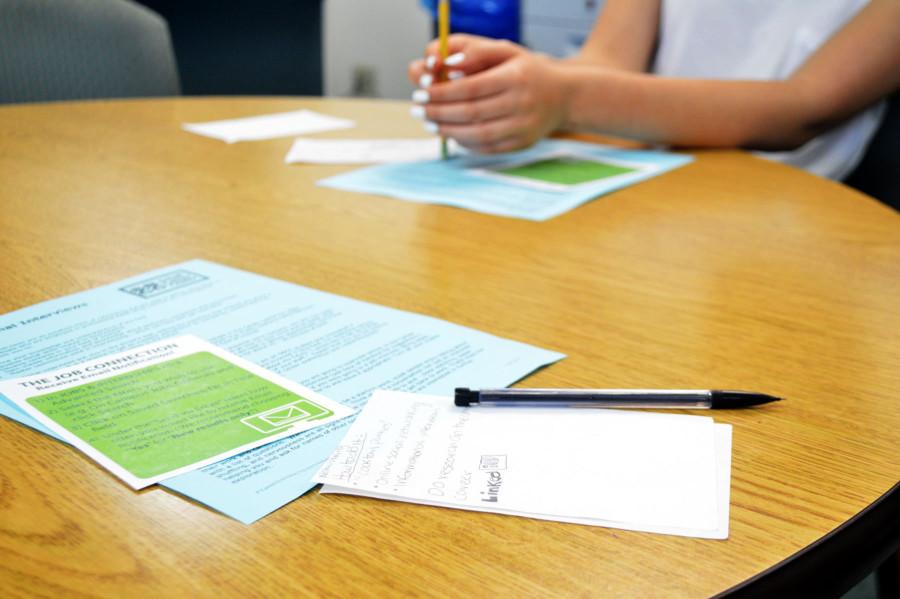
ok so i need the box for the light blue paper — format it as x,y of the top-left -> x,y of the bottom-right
319,139 -> 693,221
0,260 -> 563,523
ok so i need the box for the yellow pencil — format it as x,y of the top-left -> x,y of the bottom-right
438,0 -> 450,159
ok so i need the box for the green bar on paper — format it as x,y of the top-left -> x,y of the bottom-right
497,157 -> 636,186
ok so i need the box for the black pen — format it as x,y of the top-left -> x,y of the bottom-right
454,388 -> 782,409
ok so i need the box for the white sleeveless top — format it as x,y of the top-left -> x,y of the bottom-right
652,0 -> 885,180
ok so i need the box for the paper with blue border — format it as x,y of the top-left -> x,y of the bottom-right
318,139 -> 693,221
0,260 -> 564,523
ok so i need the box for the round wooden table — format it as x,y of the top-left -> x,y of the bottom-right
1,98 -> 898,597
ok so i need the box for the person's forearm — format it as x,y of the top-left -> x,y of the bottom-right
566,0 -> 660,72
558,66 -> 827,151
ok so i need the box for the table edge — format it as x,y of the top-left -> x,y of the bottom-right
718,481 -> 900,598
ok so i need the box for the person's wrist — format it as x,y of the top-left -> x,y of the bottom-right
552,61 -> 578,132
560,65 -> 624,133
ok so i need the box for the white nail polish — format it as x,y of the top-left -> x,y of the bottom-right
423,121 -> 439,134
409,105 -> 425,119
412,89 -> 430,103
445,52 -> 465,66
447,70 -> 464,81
419,73 -> 433,88
426,55 -> 436,70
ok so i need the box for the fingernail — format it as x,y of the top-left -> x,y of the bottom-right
445,52 -> 465,66
419,73 -> 433,88
426,55 -> 436,70
447,70 -> 464,81
412,89 -> 430,104
423,121 -> 439,134
409,105 -> 425,120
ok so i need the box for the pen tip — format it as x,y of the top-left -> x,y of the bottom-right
711,390 -> 784,408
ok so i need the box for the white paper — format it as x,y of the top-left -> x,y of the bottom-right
0,336 -> 353,489
316,391 -> 731,538
183,110 -> 355,143
285,137 -> 462,164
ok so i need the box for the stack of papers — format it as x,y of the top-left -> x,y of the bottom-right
0,260 -> 563,523
316,390 -> 732,538
180,108 -> 692,220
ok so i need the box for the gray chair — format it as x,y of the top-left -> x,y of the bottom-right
844,92 -> 900,211
0,0 -> 180,104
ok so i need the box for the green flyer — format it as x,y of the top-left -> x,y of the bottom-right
0,336 -> 353,488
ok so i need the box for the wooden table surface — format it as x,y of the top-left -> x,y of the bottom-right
1,97 -> 898,597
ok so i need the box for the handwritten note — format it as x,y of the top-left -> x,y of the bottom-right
316,390 -> 731,538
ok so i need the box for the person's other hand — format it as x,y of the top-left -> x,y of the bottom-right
408,36 -> 569,153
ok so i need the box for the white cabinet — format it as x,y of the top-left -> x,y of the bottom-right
324,0 -> 431,100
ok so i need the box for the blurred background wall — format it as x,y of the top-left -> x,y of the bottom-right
133,0 -> 605,99
136,0 -> 604,100
138,0 -> 323,96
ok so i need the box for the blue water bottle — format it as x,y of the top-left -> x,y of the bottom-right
420,0 -> 520,43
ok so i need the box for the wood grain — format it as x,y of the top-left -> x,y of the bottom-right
0,98 -> 898,597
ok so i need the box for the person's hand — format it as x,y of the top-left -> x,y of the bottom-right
407,35 -> 570,153
407,34 -> 523,88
